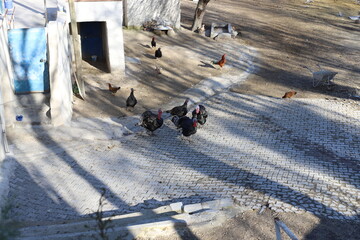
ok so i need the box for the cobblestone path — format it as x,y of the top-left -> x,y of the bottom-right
8,93 -> 360,223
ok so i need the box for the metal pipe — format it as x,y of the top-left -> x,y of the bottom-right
275,219 -> 282,240
275,218 -> 299,240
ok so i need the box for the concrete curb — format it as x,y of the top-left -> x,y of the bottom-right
16,198 -> 243,240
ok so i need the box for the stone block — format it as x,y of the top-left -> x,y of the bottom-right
219,198 -> 234,208
210,23 -> 232,38
214,33 -> 232,41
183,203 -> 203,213
170,202 -> 183,212
201,200 -> 220,209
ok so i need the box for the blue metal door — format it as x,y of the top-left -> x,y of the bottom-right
8,28 -> 49,93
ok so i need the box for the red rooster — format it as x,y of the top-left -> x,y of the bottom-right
212,54 -> 226,69
282,91 -> 297,98
108,83 -> 121,95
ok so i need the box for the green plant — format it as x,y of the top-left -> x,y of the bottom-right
94,188 -> 112,240
72,82 -> 80,95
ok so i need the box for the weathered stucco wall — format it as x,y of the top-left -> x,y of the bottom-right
48,13 -> 73,126
127,0 -> 181,29
63,1 -> 125,73
0,17 -> 13,211
0,92 -> 4,163
0,19 -> 15,128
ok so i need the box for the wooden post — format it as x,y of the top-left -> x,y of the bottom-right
43,0 -> 47,26
123,0 -> 128,27
68,0 -> 85,99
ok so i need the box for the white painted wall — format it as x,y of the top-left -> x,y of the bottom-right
47,14 -> 73,126
0,18 -> 15,128
0,98 -> 4,163
0,16 -> 13,212
63,1 -> 125,73
127,0 -> 181,29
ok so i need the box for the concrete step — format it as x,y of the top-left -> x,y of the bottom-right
15,199 -> 240,240
18,205 -> 177,238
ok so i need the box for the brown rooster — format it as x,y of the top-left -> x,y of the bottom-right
282,91 -> 297,98
212,54 -> 226,69
108,83 -> 121,95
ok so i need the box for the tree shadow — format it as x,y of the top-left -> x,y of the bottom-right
305,215 -> 360,240
113,92 -> 360,222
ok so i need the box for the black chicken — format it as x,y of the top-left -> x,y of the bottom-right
192,105 -> 208,125
155,48 -> 162,59
166,98 -> 189,117
139,109 -> 163,135
151,37 -> 156,48
126,88 -> 137,111
172,116 -> 197,137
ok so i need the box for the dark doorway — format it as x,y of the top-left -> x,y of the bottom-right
78,21 -> 109,72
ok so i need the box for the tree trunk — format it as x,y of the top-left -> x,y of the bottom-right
123,0 -> 128,27
191,0 -> 211,32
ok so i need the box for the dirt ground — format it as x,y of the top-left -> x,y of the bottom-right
71,0 -> 360,238
181,0 -> 360,99
73,0 -> 360,120
136,209 -> 360,240
72,27 -> 244,118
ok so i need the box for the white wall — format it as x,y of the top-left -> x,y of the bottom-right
0,15 -> 13,211
0,19 -> 15,128
63,1 -> 125,73
127,0 -> 181,29
47,14 -> 73,126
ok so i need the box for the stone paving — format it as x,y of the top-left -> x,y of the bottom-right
7,93 -> 360,224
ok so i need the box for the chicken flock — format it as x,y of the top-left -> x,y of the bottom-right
104,36 -> 212,138
105,35 -> 300,138
139,98 -> 208,137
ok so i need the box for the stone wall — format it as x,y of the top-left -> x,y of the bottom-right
127,0 -> 181,29
47,13 -> 73,126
